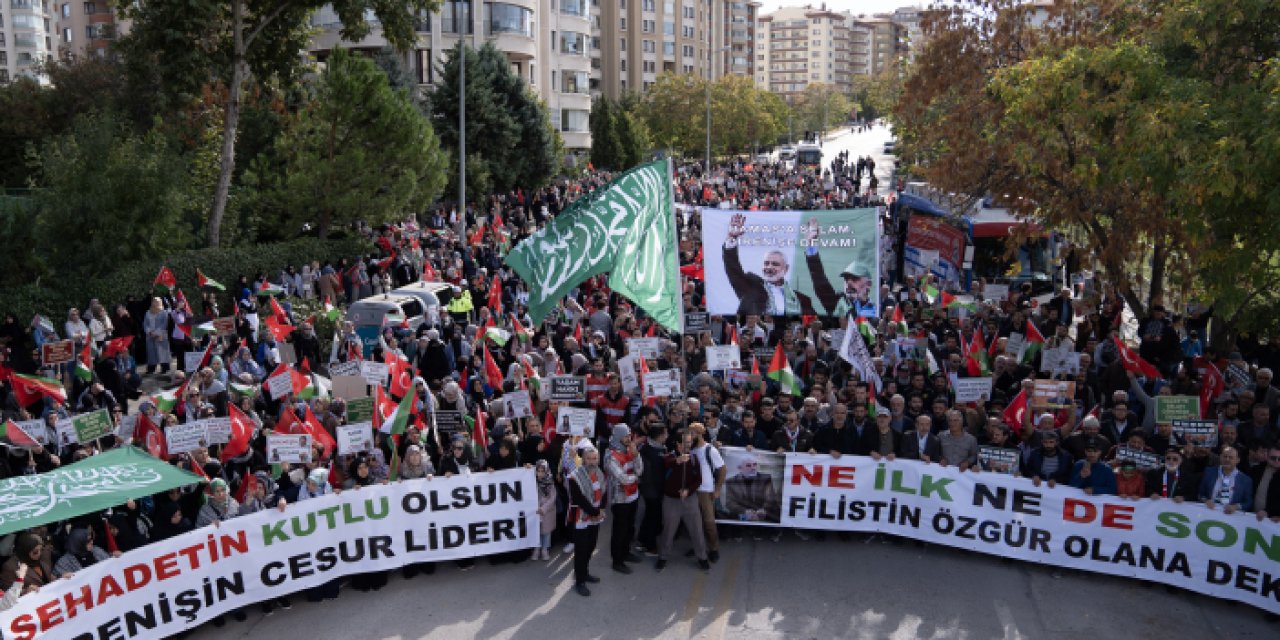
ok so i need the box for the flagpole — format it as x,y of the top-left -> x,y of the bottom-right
668,157 -> 689,399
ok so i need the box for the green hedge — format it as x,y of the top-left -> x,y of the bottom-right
1,237 -> 371,322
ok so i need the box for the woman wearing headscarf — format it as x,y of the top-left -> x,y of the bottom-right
229,345 -> 265,381
196,478 -> 241,528
534,459 -> 557,560
343,457 -> 390,590
150,492 -> 195,541
569,446 -> 606,596
52,527 -> 113,577
0,533 -> 53,594
397,445 -> 438,578
486,435 -> 521,471
143,298 -> 171,375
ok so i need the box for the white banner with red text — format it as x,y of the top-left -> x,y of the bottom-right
714,449 -> 1278,614
0,469 -> 538,640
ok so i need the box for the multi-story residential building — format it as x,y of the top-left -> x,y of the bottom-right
755,4 -> 909,99
52,0 -> 120,60
308,0 -> 593,151
1,0 -> 54,85
592,0 -> 759,101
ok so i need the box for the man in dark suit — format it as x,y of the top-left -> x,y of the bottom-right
722,213 -> 816,317
1198,446 -> 1254,513
1145,447 -> 1197,502
1248,443 -> 1280,522
898,415 -> 942,462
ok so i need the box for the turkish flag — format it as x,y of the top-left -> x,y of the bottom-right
302,406 -> 336,458
221,403 -> 255,462
276,407 -> 305,435
1002,389 -> 1028,435
135,412 -> 168,460
387,353 -> 414,399
1194,356 -> 1225,418
483,344 -> 504,390
1112,336 -> 1160,379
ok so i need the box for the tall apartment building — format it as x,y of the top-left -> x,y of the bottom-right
52,0 -> 122,60
755,4 -> 907,101
1,0 -> 54,85
308,0 -> 593,151
591,0 -> 759,101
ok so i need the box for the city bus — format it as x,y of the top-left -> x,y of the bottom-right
795,143 -> 822,168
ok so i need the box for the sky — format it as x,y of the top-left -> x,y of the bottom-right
753,0 -> 922,17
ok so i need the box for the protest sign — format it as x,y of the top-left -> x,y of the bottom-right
978,446 -> 1020,474
1172,420 -> 1218,449
1031,380 -> 1076,410
705,345 -> 742,371
204,417 -> 233,446
713,447 -> 785,526
1156,396 -> 1201,424
683,312 -> 709,334
1040,347 -> 1081,377
983,284 -> 1009,303
1004,333 -> 1025,357
72,409 -> 113,443
904,215 -> 965,284
0,470 -> 538,638
502,391 -> 534,419
328,360 -> 361,378
360,361 -> 390,387
40,340 -> 74,366
643,368 -> 682,398
1114,447 -> 1162,471
626,337 -> 662,358
332,375 -> 369,400
54,418 -> 77,447
433,410 -> 465,433
702,208 -> 880,318
165,421 -> 209,454
211,316 -> 236,336
954,377 -> 993,404
265,369 -> 293,400
276,342 -> 297,365
700,448 -> 1280,616
616,355 -> 639,394
337,423 -> 374,455
345,396 -> 375,423
267,434 -> 312,464
546,376 -> 586,402
12,419 -> 48,445
556,407 -> 596,437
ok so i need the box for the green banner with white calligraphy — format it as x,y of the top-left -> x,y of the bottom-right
0,446 -> 203,536
507,159 -> 680,330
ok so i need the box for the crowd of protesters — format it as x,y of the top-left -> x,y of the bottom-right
0,146 -> 1277,628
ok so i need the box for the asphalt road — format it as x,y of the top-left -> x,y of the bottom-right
187,528 -> 1275,640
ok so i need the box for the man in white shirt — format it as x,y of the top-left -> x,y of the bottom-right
690,423 -> 725,563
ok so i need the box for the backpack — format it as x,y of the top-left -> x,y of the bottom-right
702,445 -> 723,480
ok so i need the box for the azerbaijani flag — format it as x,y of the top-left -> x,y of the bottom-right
766,342 -> 804,397
1020,320 -> 1046,365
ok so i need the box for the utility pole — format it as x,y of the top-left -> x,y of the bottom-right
457,37 -> 467,242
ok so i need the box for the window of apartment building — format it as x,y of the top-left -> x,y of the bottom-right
62,27 -> 71,42
756,53 -> 763,60
682,44 -> 692,57
529,63 -> 535,84
642,0 -> 654,11
619,0 -> 625,8
620,37 -> 626,51
682,26 -> 693,37
13,14 -> 42,29
560,31 -> 588,55
561,70 -> 588,93
642,19 -> 654,33
663,41 -> 674,56
682,64 -> 692,73
561,0 -> 586,17
60,3 -> 70,17
811,73 -> 818,80
620,59 -> 626,71
83,2 -> 95,14
591,36 -> 599,50
683,6 -> 694,18
662,21 -> 673,35
620,17 -> 626,30
0,52 -> 6,64
415,11 -> 431,32
0,34 -> 5,47
0,70 -> 9,84
487,3 -> 533,37
643,60 -> 655,73
642,39 -> 654,53
415,49 -> 433,84
442,1 -> 473,34
561,109 -> 589,132
14,33 -> 38,47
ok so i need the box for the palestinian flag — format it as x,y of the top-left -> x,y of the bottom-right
388,444 -> 401,482
967,329 -> 991,376
2,419 -> 40,448
923,282 -> 940,305
196,269 -> 226,291
854,315 -> 877,344
74,339 -> 95,382
510,314 -> 530,343
256,282 -> 286,297
154,266 -> 177,292
891,305 -> 909,334
230,381 -> 258,397
766,342 -> 803,397
380,387 -> 415,436
322,296 -> 340,321
10,373 -> 67,405
942,292 -> 977,313
1019,320 -> 1046,365
152,386 -> 182,413
484,326 -> 511,347
297,373 -> 332,400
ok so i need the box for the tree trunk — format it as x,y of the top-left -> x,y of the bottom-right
208,0 -> 246,248
1147,240 -> 1167,310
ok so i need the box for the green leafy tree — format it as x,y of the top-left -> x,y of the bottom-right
710,75 -> 785,155
430,42 -> 556,198
639,73 -> 706,156
264,50 -> 447,238
615,107 -> 650,170
791,83 -> 852,138
119,0 -> 440,248
29,113 -> 190,274
590,97 -> 620,169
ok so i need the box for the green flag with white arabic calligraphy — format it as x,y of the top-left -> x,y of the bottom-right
0,446 -> 203,536
507,159 -> 681,330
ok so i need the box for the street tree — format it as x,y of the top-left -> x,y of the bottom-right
791,83 -> 852,139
